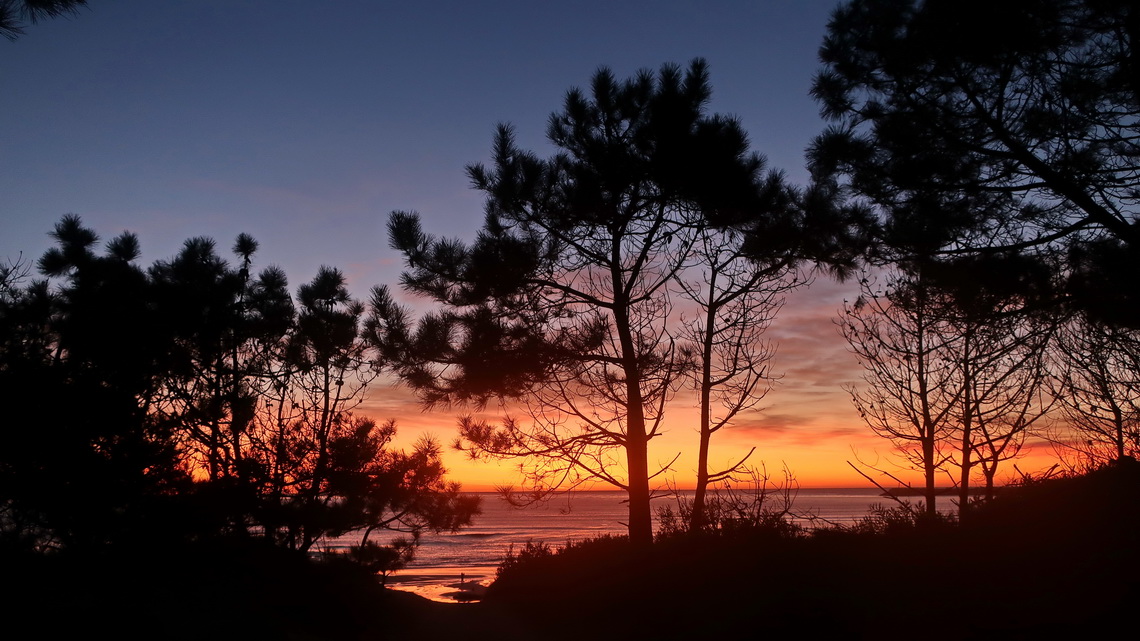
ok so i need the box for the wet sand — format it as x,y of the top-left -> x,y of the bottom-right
384,566 -> 497,603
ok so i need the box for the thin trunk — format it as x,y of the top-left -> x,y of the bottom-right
310,362 -> 333,503
958,334 -> 974,521
689,294 -> 718,533
923,435 -> 937,517
1112,402 -> 1126,460
915,292 -> 937,517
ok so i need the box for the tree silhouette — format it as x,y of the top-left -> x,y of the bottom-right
931,259 -> 1056,507
841,268 -> 959,515
842,258 -> 1055,514
148,235 -> 292,484
1,215 -> 190,549
1,0 -> 88,41
678,224 -> 801,531
810,0 -> 1140,322
374,60 -> 801,547
0,216 -> 479,559
1049,316 -> 1140,465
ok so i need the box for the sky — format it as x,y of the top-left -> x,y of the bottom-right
0,1 -> 1059,490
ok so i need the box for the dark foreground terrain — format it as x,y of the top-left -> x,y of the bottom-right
5,461 -> 1138,640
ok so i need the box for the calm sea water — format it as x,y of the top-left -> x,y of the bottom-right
411,488 -> 897,569
327,488 -> 908,600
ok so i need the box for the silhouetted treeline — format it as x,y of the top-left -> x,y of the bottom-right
0,215 -> 478,564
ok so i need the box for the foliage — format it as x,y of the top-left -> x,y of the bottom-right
1048,316 -> 1140,465
837,501 -> 956,536
375,59 -> 806,547
486,463 -> 1139,638
338,537 -> 417,582
810,0 -> 1140,324
0,216 -> 190,550
495,539 -> 555,579
375,59 -> 865,547
655,466 -> 802,539
0,0 -> 87,41
0,216 -> 479,561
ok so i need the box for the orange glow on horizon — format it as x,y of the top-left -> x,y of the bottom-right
372,399 -> 1066,493
363,281 -> 1070,496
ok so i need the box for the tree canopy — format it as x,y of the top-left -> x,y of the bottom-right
810,0 -> 1139,322
375,59 -> 862,546
0,216 -> 478,560
1,0 -> 88,41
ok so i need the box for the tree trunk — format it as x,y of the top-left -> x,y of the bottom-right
958,346 -> 974,522
923,435 -> 937,517
690,348 -> 715,532
621,344 -> 653,547
626,429 -> 653,547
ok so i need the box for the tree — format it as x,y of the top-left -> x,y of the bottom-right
148,235 -> 292,484
374,60 -> 801,547
677,223 -> 801,531
243,267 -> 375,550
809,0 -> 1140,322
0,216 -> 479,559
1,0 -> 88,41
930,259 -> 1055,505
247,267 -> 479,555
673,162 -> 873,532
842,259 -> 1055,514
841,268 -> 960,515
1049,316 -> 1140,465
1,216 -> 191,550
951,317 -> 1053,503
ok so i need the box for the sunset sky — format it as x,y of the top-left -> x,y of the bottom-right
0,1 -> 1059,490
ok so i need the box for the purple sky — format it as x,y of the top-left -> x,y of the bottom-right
3,1 -> 951,487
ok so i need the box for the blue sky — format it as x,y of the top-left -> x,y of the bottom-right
3,0 -> 838,290
3,1 -> 937,487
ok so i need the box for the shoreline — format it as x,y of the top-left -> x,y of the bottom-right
385,565 -> 498,603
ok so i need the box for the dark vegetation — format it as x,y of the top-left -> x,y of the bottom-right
0,218 -> 479,639
0,0 -> 87,41
6,460 -> 1132,639
484,460 -> 1140,640
4,0 -> 1139,638
378,57 -> 866,549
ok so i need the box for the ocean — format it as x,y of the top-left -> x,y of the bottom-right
328,488 -> 910,601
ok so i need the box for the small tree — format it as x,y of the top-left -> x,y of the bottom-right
941,287 -> 1055,506
677,223 -> 801,531
248,268 -> 480,553
1,216 -> 190,549
843,258 -> 1055,514
148,235 -> 293,484
841,268 -> 960,515
1049,316 -> 1140,465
